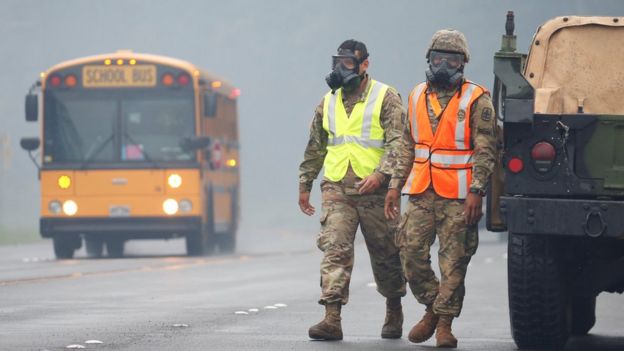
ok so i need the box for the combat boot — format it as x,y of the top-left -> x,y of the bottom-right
435,315 -> 458,348
381,297 -> 403,339
308,303 -> 343,341
408,304 -> 439,343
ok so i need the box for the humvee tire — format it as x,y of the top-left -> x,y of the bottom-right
570,296 -> 596,336
508,233 -> 569,349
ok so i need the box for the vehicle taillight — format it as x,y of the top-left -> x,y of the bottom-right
64,74 -> 77,88
177,73 -> 190,86
531,141 -> 556,173
508,157 -> 524,174
229,88 -> 241,99
49,75 -> 62,87
162,73 -> 174,86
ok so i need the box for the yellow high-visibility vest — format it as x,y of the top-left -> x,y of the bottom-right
322,80 -> 389,182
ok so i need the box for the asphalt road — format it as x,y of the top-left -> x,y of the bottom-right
1,231 -> 623,351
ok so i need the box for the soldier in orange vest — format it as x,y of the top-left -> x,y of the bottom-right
384,29 -> 497,348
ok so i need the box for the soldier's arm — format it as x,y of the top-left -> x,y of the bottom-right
376,88 -> 413,189
298,100 -> 328,193
469,93 -> 497,192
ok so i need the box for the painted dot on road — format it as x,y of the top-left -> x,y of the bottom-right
84,340 -> 103,344
484,257 -> 494,264
235,311 -> 249,315
264,305 -> 278,310
366,282 -> 377,288
274,303 -> 287,308
248,308 -> 259,313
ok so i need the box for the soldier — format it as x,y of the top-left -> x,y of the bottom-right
384,29 -> 497,348
298,39 -> 408,341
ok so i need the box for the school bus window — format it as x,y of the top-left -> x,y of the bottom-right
43,92 -> 117,163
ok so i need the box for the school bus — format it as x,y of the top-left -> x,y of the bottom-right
20,51 -> 240,259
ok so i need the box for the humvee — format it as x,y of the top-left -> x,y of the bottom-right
488,12 -> 624,349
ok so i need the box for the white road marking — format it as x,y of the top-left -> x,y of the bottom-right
366,282 -> 377,288
248,308 -> 259,313
234,311 -> 249,315
66,345 -> 85,349
264,305 -> 278,310
484,257 -> 494,264
172,323 -> 189,328
84,340 -> 103,344
502,253 -> 508,259
274,303 -> 287,308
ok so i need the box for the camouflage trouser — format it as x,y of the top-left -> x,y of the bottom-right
316,180 -> 406,305
396,189 -> 479,317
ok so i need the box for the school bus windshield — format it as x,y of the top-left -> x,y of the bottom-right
43,90 -> 195,165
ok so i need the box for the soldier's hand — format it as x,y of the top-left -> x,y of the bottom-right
384,188 -> 401,220
464,193 -> 483,225
299,192 -> 315,216
356,174 -> 381,195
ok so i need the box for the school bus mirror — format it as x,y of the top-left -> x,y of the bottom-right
203,92 -> 217,118
20,137 -> 40,151
180,136 -> 211,151
25,94 -> 38,122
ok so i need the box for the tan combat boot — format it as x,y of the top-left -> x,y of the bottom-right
308,303 -> 343,341
435,315 -> 458,348
408,305 -> 439,343
381,297 -> 403,339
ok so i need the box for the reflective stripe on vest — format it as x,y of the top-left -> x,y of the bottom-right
322,80 -> 389,181
402,81 -> 487,199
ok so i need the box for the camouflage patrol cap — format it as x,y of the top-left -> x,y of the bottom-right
426,29 -> 470,63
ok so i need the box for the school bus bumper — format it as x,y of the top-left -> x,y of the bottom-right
40,216 -> 201,238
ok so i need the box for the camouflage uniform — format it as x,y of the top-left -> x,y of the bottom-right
299,75 -> 409,305
397,82 -> 497,317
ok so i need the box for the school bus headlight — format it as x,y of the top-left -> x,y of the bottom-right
49,200 -> 62,214
163,199 -> 179,215
179,199 -> 192,213
58,175 -> 71,189
167,174 -> 182,188
62,200 -> 78,216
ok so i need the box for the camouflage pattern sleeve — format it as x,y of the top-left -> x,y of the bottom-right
298,99 -> 328,193
376,88 -> 412,189
469,93 -> 497,192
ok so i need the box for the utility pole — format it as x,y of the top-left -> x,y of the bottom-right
0,133 -> 12,230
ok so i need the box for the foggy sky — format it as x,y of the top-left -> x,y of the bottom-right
0,0 -> 622,239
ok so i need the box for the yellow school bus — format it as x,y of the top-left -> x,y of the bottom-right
20,51 -> 240,259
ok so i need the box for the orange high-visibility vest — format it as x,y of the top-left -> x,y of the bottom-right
402,81 -> 487,199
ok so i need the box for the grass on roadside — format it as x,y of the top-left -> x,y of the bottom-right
0,228 -> 41,245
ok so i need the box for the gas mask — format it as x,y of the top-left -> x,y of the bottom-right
325,50 -> 362,93
425,50 -> 465,88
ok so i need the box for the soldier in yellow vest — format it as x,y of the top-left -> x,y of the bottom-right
298,39 -> 409,341
385,30 -> 497,348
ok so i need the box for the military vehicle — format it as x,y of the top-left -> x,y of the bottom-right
488,12 -> 624,350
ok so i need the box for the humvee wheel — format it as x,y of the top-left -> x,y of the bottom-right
508,233 -> 569,350
570,296 -> 596,336
53,237 -> 76,259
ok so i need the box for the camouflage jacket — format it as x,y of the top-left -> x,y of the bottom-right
397,80 -> 497,192
298,75 -> 409,193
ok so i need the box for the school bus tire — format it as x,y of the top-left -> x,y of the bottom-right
53,236 -> 79,259
106,239 -> 125,258
85,237 -> 104,258
186,230 -> 207,256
